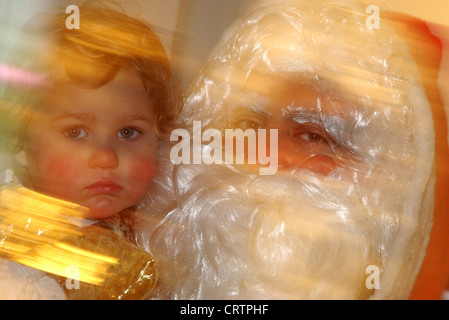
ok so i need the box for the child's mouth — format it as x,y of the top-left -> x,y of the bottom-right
85,181 -> 122,195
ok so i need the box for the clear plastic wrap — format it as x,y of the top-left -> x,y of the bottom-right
148,0 -> 438,299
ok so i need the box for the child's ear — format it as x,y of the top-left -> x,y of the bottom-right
14,150 -> 28,167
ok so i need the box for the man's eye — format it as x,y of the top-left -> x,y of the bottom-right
289,123 -> 330,145
118,127 -> 140,140
64,127 -> 87,139
233,119 -> 265,130
297,131 -> 326,143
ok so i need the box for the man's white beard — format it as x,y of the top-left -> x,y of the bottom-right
148,156 -> 404,299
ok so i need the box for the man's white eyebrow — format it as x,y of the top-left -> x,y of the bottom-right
239,91 -> 272,117
290,112 -> 322,124
50,113 -> 94,122
249,105 -> 271,117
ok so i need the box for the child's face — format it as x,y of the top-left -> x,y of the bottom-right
22,68 -> 158,219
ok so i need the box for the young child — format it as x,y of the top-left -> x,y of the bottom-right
3,1 -> 180,218
0,1 -> 181,299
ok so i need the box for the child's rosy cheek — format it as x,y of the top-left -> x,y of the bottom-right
129,161 -> 156,185
43,156 -> 80,183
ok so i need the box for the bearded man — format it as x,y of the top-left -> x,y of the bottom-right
145,0 -> 449,299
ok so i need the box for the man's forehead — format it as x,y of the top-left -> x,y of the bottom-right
240,71 -> 349,119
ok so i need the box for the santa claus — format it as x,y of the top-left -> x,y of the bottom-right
143,0 -> 449,299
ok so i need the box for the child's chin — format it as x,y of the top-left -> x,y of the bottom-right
85,202 -> 122,220
86,209 -> 118,220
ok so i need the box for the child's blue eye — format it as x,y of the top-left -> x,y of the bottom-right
118,127 -> 140,140
64,127 -> 87,139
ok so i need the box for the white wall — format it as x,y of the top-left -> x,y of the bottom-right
169,0 -> 251,88
0,0 -> 54,63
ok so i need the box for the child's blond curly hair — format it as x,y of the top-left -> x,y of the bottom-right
1,1 -> 181,156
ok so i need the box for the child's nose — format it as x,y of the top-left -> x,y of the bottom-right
88,145 -> 119,169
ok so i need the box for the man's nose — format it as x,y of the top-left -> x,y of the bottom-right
88,143 -> 119,169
